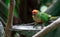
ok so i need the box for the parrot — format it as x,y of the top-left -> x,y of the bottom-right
32,9 -> 57,29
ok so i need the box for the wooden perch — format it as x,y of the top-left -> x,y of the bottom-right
32,18 -> 60,37
5,0 -> 15,37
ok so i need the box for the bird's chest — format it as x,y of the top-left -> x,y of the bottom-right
32,16 -> 42,23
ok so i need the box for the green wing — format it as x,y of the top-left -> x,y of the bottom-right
36,12 -> 50,22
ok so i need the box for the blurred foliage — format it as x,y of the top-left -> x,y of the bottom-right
0,1 -> 8,22
41,0 -> 52,5
0,0 -> 20,22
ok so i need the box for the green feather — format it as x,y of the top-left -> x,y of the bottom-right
36,11 -> 50,22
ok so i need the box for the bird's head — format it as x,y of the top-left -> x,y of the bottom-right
32,9 -> 39,15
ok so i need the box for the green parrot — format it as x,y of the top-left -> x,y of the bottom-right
32,9 -> 57,29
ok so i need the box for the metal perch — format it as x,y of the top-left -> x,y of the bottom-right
32,18 -> 60,37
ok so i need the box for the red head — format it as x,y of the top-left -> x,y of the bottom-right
32,9 -> 38,15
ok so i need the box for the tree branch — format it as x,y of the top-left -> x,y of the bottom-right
5,0 -> 15,37
32,18 -> 60,37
